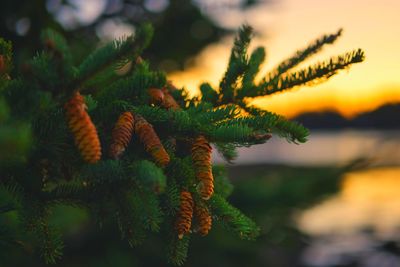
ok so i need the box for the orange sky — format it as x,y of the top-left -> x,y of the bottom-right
169,0 -> 400,118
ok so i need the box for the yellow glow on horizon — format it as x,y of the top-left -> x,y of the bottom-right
169,0 -> 400,118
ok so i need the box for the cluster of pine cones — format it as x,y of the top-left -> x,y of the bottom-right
63,85 -> 213,239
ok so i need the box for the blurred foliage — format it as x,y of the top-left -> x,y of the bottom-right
0,164 -> 343,267
0,0 -> 270,71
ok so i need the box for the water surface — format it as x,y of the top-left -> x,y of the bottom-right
213,130 -> 400,166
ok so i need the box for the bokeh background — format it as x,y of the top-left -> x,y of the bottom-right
1,0 -> 400,266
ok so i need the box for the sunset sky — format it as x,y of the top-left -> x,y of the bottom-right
170,0 -> 400,118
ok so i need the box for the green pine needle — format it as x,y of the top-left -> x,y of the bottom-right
210,194 -> 260,240
267,29 -> 343,80
255,49 -> 365,96
220,24 -> 253,103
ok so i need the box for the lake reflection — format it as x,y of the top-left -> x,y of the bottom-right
298,167 -> 400,236
213,130 -> 400,166
298,167 -> 400,267
216,130 -> 400,266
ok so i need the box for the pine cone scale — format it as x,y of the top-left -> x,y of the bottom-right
175,191 -> 194,239
64,92 -> 101,163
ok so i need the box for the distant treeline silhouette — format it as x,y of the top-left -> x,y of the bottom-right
294,103 -> 400,129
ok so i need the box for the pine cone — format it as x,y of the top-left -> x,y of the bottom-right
0,55 -> 5,74
194,204 -> 212,236
192,135 -> 214,200
134,114 -> 170,167
176,191 -> 194,239
109,111 -> 135,159
148,88 -> 165,105
161,87 -> 180,110
64,92 -> 101,163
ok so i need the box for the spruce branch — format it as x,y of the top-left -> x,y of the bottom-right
0,182 -> 24,211
229,108 -> 309,143
19,200 -> 64,264
253,49 -> 365,96
96,64 -> 166,105
205,123 -> 254,144
0,37 -> 13,81
41,29 -> 72,65
195,104 -> 240,125
219,24 -> 253,103
267,29 -> 343,80
74,23 -> 154,89
81,160 -> 127,184
0,122 -> 31,161
36,221 -> 64,264
210,194 -> 260,240
40,29 -> 74,86
130,160 -> 167,193
167,233 -> 190,266
26,52 -> 59,92
162,178 -> 180,216
242,46 -> 266,89
200,82 -> 218,104
165,157 -> 196,189
213,166 -> 234,198
114,190 -> 146,247
215,142 -> 238,163
44,183 -> 89,207
130,188 -> 164,232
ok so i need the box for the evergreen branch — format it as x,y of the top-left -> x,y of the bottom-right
44,183 -> 89,207
167,234 -> 190,266
195,104 -> 239,125
0,203 -> 15,213
219,24 -> 253,103
230,109 -> 309,143
0,98 -> 8,122
132,105 -> 170,123
213,166 -> 233,198
81,54 -> 151,91
2,79 -> 42,118
242,46 -> 266,90
215,142 -> 238,163
204,123 -> 254,144
19,200 -> 64,264
130,189 -> 164,232
36,221 -> 64,264
134,106 -> 193,133
81,160 -> 127,184
165,157 -> 196,189
131,160 -> 167,193
74,23 -> 153,89
168,110 -> 193,132
0,38 -> 12,58
210,194 -> 260,240
27,52 -> 59,92
97,64 -> 166,105
253,49 -> 365,96
0,122 -> 31,161
273,116 -> 309,143
0,37 -> 13,80
114,191 -> 146,247
162,179 -> 180,216
200,82 -> 218,104
266,29 -> 343,80
41,28 -> 72,65
0,182 -> 24,213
